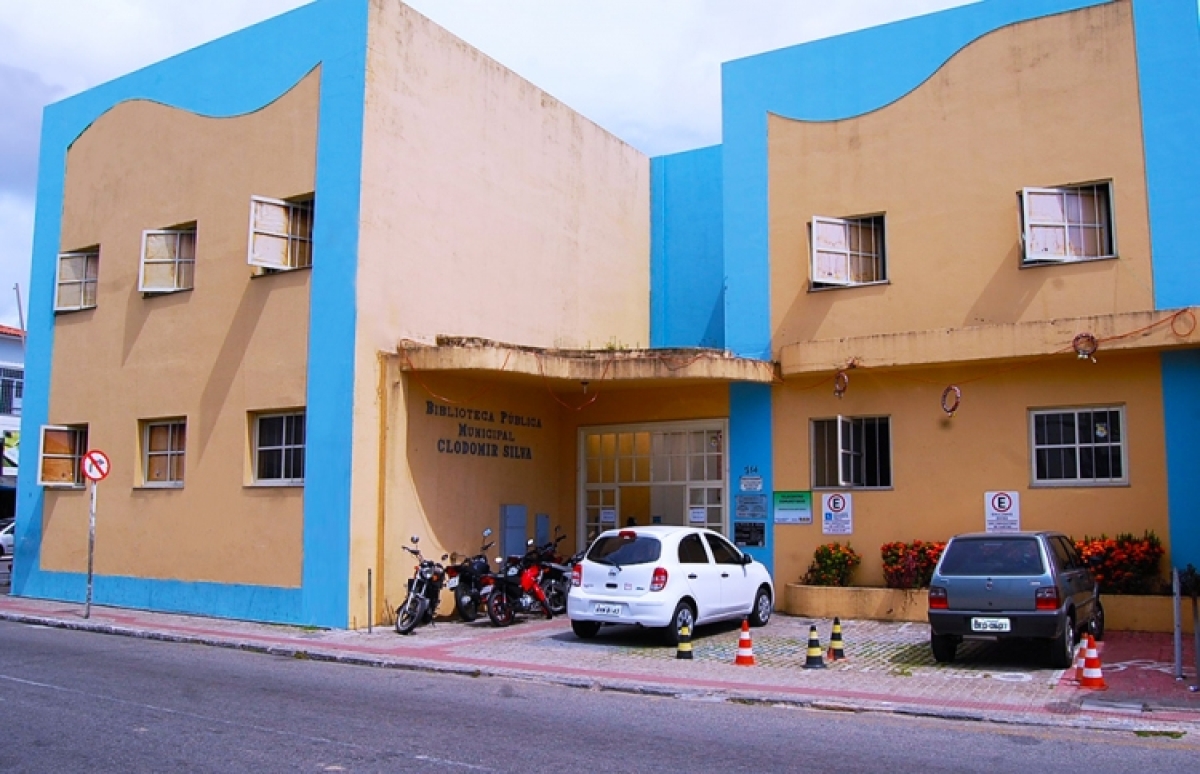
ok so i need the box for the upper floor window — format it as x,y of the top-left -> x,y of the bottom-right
142,418 -> 186,487
140,225 -> 196,293
1030,406 -> 1126,486
1020,182 -> 1114,264
55,248 -> 99,311
811,215 -> 886,288
0,367 -> 22,416
812,415 -> 891,489
248,196 -> 313,272
253,410 -> 305,485
38,424 -> 88,487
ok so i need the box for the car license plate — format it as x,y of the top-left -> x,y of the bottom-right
446,576 -> 458,589
594,603 -> 622,616
971,617 -> 1011,632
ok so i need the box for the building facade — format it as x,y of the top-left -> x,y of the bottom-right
19,0 -> 1200,627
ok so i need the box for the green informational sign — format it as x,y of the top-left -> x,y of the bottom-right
773,490 -> 812,524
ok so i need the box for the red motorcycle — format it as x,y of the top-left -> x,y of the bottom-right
486,540 -> 553,626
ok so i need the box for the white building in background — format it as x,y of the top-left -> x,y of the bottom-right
0,324 -> 23,519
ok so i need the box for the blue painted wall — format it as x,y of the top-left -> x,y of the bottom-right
1161,352 -> 1200,570
16,0 -> 369,627
649,146 -> 725,349
729,384 -> 774,573
1133,0 -> 1200,311
1138,0 -> 1200,572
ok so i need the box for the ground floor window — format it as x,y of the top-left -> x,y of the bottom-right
1030,406 -> 1125,485
253,410 -> 305,485
142,419 -> 186,487
38,424 -> 88,487
579,421 -> 726,541
811,415 -> 891,489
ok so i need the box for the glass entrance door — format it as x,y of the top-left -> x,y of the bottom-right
580,421 -> 726,543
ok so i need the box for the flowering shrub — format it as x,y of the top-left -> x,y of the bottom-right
880,540 -> 947,589
1074,531 -> 1165,595
804,542 -> 862,587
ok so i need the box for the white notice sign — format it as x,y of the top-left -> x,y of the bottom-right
821,493 -> 853,535
985,491 -> 1020,532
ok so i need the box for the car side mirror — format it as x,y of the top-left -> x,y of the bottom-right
483,528 -> 493,538
741,553 -> 754,565
410,536 -> 419,545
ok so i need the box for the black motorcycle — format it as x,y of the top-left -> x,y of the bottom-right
395,536 -> 448,635
536,529 -> 573,617
445,528 -> 495,622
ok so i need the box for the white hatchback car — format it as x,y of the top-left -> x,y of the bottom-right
567,525 -> 774,643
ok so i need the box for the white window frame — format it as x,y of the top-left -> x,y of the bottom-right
139,227 -> 196,293
54,249 -> 99,312
142,418 -> 186,488
1029,406 -> 1127,487
1020,182 -> 1115,264
810,215 -> 887,288
247,196 -> 313,271
37,424 -> 88,488
811,415 -> 892,489
252,410 -> 306,486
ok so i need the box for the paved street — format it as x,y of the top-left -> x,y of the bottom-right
1,620 -> 1196,774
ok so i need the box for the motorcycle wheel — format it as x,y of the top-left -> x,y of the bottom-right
486,589 -> 514,627
542,578 -> 568,616
455,589 -> 480,623
395,596 -> 427,635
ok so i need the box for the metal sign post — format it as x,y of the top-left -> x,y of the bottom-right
80,449 -> 111,620
85,478 -> 96,619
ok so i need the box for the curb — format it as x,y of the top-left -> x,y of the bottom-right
4,610 -> 1196,735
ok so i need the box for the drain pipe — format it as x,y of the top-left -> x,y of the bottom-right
1172,567 -> 1183,681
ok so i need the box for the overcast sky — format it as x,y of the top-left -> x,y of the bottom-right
0,0 -> 972,331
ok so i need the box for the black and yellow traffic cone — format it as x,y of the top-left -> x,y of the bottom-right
803,624 -> 826,669
676,625 -> 694,660
826,617 -> 846,661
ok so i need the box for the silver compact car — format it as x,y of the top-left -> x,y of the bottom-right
567,525 -> 774,644
927,531 -> 1104,667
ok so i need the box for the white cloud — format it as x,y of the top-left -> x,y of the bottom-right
0,193 -> 34,329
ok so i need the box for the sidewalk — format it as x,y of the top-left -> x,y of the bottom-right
0,591 -> 1196,734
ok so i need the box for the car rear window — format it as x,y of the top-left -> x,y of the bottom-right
938,537 -> 1046,576
587,534 -> 662,566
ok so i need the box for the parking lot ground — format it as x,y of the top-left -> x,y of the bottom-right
0,592 -> 1195,732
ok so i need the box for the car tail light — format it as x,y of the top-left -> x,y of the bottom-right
928,586 -> 948,610
1035,586 -> 1059,610
650,567 -> 668,592
572,564 -> 582,587
618,530 -> 637,540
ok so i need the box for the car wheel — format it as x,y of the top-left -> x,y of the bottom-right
663,601 -> 696,646
930,633 -> 957,663
1048,616 -> 1076,669
1088,599 -> 1105,642
748,586 -> 772,627
571,620 -> 601,639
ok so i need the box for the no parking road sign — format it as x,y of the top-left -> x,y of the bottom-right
81,449 -> 111,482
985,490 -> 1020,532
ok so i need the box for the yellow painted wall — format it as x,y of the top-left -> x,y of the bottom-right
374,371 -> 728,618
352,0 -> 651,621
769,2 -> 1152,350
45,72 -> 320,585
772,353 -> 1169,587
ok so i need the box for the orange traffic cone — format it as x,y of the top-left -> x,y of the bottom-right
734,618 -> 756,666
1078,634 -> 1107,690
1072,640 -> 1087,683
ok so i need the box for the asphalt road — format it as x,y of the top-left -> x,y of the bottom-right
0,621 -> 1194,773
